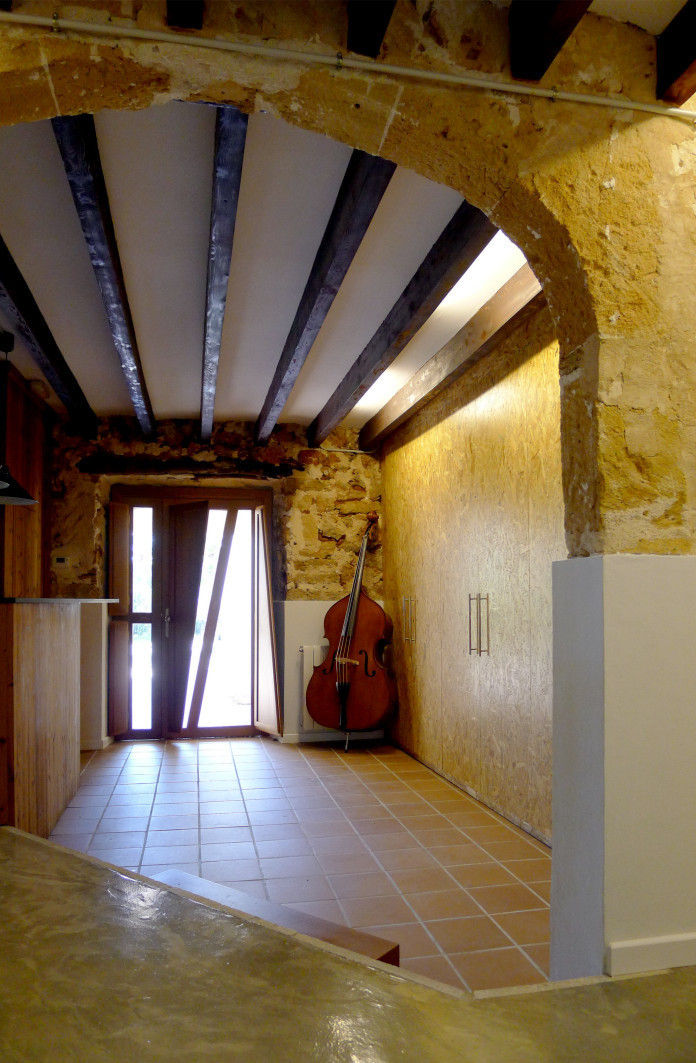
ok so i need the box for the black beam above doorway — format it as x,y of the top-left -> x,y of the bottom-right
52,114 -> 155,436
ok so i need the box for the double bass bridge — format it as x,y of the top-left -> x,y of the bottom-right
335,656 -> 360,667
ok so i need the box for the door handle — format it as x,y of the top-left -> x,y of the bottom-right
163,607 -> 171,639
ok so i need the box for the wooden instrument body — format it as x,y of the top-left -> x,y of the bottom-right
305,590 -> 397,731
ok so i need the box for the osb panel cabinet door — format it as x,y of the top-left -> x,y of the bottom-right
0,603 -> 80,837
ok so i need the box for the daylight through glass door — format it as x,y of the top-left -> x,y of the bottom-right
108,489 -> 280,740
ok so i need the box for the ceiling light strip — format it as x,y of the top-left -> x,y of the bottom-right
0,10 -> 695,125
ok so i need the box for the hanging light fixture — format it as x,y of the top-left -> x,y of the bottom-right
0,464 -> 37,506
0,330 -> 37,506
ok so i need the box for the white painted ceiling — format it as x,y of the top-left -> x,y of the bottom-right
0,0 -> 678,433
0,102 -> 526,431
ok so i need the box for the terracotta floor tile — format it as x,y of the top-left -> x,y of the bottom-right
531,880 -> 551,903
388,867 -> 456,895
300,819 -> 355,838
478,838 -> 548,862
363,922 -> 437,960
448,863 -> 517,889
378,847 -> 437,871
503,857 -> 552,882
495,908 -> 550,945
146,827 -> 199,847
201,858 -> 262,883
407,889 -> 481,921
250,824 -> 305,842
286,899 -> 347,924
468,882 -> 544,915
200,826 -> 253,845
74,738 -> 554,994
429,842 -> 490,867
328,871 -> 397,899
347,816 -> 404,835
340,894 -> 415,928
200,842 -> 257,862
308,834 -> 367,855
450,947 -> 545,992
523,943 -> 550,975
260,855 -> 324,879
90,830 -> 146,850
407,827 -> 470,847
365,832 -> 419,852
425,915 -> 510,953
265,876 -> 335,903
254,837 -> 313,859
400,955 -> 465,990
142,843 -> 199,864
314,850 -> 381,875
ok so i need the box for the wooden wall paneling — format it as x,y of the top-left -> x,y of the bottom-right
438,421 -> 480,795
0,607 -> 14,825
381,302 -> 563,838
472,365 -> 534,823
525,344 -> 565,838
4,603 -> 80,836
1,366 -> 48,597
383,450 -> 417,755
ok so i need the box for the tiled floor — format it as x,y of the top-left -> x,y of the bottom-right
54,739 -> 551,993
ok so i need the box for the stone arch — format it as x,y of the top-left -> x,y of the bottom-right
3,4 -> 695,556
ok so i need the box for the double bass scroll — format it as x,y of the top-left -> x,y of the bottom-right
305,514 -> 397,734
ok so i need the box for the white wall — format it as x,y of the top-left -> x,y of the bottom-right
552,555 -> 696,979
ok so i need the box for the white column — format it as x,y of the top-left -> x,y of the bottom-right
551,555 -> 696,979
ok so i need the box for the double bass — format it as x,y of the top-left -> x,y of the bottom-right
305,514 -> 397,734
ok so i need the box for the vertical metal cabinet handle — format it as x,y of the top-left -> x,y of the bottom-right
163,607 -> 171,639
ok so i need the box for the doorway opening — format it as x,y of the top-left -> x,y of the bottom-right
107,486 -> 281,741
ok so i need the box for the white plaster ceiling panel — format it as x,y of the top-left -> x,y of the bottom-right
95,101 -> 216,419
0,118 -> 131,414
282,167 -> 464,424
213,112 -> 353,422
348,230 -> 528,426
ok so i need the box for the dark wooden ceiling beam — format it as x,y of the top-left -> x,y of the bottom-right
657,0 -> 696,104
508,0 -> 591,81
307,200 -> 497,447
51,114 -> 155,436
359,265 -> 542,450
0,233 -> 97,434
200,106 -> 248,442
254,149 -> 396,444
347,0 -> 396,58
166,1 -> 204,30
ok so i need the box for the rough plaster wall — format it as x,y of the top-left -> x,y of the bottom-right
382,304 -> 564,838
48,420 -> 383,602
1,2 -> 695,555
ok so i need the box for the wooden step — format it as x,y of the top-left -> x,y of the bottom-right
152,869 -> 400,967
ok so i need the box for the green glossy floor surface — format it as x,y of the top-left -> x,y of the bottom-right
1,828 -> 695,1062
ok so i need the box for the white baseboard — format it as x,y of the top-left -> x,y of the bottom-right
606,932 -> 696,975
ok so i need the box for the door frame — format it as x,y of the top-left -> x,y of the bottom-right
108,484 -> 276,740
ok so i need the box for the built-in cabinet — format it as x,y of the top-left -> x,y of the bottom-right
382,311 -> 564,840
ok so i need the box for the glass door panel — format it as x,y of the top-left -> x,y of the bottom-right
198,510 -> 252,728
130,506 -> 154,731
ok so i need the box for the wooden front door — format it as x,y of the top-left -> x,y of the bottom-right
107,487 -> 281,740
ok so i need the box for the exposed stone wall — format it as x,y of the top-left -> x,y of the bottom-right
48,419 -> 383,602
2,2 -> 696,556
